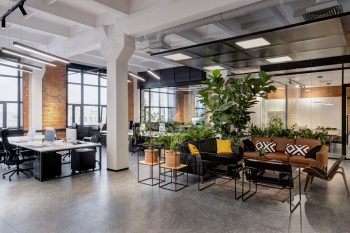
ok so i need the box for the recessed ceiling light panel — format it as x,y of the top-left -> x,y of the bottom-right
235,38 -> 270,49
266,56 -> 292,63
203,65 -> 225,70
163,53 -> 192,61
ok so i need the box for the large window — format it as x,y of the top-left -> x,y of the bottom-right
142,87 -> 176,122
67,69 -> 107,126
0,60 -> 23,128
141,85 -> 206,123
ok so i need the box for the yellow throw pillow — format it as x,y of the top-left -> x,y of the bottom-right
216,139 -> 233,154
188,143 -> 199,155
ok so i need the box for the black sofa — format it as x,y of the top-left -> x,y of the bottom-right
179,138 -> 243,183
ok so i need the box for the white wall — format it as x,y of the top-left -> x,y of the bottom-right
296,97 -> 341,129
249,96 -> 342,130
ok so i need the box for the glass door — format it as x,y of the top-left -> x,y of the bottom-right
343,85 -> 350,159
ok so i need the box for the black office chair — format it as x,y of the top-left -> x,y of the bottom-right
1,129 -> 35,181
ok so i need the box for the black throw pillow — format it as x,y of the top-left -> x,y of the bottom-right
243,139 -> 256,152
305,145 -> 323,159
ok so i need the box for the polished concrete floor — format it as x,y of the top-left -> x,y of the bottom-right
1,151 -> 350,233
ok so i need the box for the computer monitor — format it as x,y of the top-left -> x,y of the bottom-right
27,127 -> 36,138
66,128 -> 77,143
159,123 -> 166,133
44,130 -> 55,142
151,122 -> 159,131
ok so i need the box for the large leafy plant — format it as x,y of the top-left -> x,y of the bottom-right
199,70 -> 276,142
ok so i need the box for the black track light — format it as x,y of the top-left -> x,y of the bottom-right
19,4 -> 27,16
1,18 -> 5,29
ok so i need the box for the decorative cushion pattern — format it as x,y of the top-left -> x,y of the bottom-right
255,141 -> 276,153
285,144 -> 310,156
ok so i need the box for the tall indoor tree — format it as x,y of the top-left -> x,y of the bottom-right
199,70 -> 276,142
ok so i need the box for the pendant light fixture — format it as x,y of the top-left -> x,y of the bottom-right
0,62 -> 32,73
128,72 -> 145,81
13,42 -> 70,64
1,48 -> 56,67
0,58 -> 42,70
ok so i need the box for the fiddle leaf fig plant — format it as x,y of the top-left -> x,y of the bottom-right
199,70 -> 276,142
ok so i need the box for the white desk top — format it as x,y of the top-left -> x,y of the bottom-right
10,139 -> 101,153
0,135 -> 44,143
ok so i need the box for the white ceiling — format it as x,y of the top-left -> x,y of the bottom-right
0,0 -> 348,73
0,0 -> 264,72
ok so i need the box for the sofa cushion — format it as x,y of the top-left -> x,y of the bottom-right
288,156 -> 318,166
244,151 -> 259,159
285,144 -> 309,156
188,143 -> 199,155
255,141 -> 276,153
216,139 -> 233,154
251,136 -> 271,145
197,139 -> 212,153
243,139 -> 255,152
265,152 -> 290,162
209,138 -> 217,154
272,137 -> 295,152
295,138 -> 321,148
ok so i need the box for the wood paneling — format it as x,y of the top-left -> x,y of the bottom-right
301,86 -> 342,98
128,80 -> 134,121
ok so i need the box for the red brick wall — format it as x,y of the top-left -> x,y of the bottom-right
23,72 -> 30,130
22,64 -> 134,132
42,62 -> 67,134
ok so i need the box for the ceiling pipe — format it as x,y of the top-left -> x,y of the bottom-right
143,0 -> 300,44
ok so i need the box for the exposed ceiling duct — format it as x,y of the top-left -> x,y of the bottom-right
140,0 -> 301,52
303,0 -> 343,21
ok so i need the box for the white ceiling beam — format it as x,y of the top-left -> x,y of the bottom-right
5,10 -> 70,38
10,0 -> 97,29
93,0 -> 130,15
0,27 -> 52,45
116,0 -> 263,37
49,27 -> 107,58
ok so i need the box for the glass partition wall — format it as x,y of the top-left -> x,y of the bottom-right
250,68 -> 345,159
140,85 -> 206,124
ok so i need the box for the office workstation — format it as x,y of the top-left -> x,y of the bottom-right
1,1 -> 350,233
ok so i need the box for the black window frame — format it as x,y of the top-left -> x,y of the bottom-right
67,66 -> 107,126
0,58 -> 23,129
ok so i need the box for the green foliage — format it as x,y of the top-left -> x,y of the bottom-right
198,70 -> 276,142
250,124 -> 328,144
155,133 -> 185,150
266,116 -> 284,137
182,124 -> 215,142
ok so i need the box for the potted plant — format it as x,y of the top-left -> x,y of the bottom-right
141,112 -> 163,164
162,133 -> 185,167
199,70 -> 276,143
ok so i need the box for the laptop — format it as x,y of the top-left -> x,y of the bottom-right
44,130 -> 55,143
27,127 -> 36,138
66,128 -> 77,143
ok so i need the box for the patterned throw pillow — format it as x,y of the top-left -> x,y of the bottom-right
285,144 -> 310,156
255,141 -> 276,153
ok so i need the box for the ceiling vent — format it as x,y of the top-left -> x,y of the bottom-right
303,1 -> 343,21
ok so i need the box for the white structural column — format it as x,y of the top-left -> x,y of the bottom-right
28,68 -> 46,129
101,30 -> 135,171
133,77 -> 140,122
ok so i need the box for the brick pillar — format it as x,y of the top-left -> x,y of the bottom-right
42,62 -> 67,137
